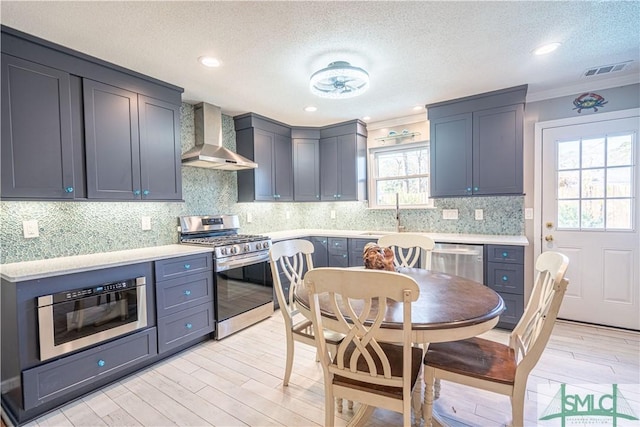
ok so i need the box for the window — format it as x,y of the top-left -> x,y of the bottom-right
369,142 -> 432,208
556,132 -> 635,230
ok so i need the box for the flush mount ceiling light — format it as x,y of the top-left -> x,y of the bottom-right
310,61 -> 370,99
532,42 -> 561,56
198,56 -> 221,68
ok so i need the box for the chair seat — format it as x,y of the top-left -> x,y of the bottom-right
333,341 -> 423,400
292,319 -> 343,345
424,337 -> 516,385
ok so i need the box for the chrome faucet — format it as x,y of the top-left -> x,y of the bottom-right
395,193 -> 405,232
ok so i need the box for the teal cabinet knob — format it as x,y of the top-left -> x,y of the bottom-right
133,190 -> 141,195
474,186 -> 479,191
143,190 -> 150,196
184,290 -> 191,296
97,359 -> 105,367
337,194 -> 341,198
184,264 -> 191,269
502,252 -> 508,257
64,186 -> 74,193
186,323 -> 193,329
342,254 -> 347,258
466,187 -> 472,192
502,275 -> 508,281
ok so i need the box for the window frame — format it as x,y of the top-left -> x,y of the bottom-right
367,140 -> 433,209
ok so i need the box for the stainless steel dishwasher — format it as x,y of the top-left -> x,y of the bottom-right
430,243 -> 484,283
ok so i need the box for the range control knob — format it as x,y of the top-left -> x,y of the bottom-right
219,248 -> 227,255
244,244 -> 251,252
255,242 -> 262,250
231,246 -> 239,254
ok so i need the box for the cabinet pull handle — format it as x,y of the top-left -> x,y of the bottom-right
97,359 -> 106,367
64,186 -> 74,193
184,290 -> 192,296
184,264 -> 191,269
502,275 -> 508,281
186,323 -> 193,329
143,190 -> 150,196
133,190 -> 141,195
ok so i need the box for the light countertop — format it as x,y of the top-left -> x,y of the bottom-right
0,245 -> 213,282
266,229 -> 529,246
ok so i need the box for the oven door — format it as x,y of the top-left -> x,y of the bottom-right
215,253 -> 273,325
37,277 -> 147,361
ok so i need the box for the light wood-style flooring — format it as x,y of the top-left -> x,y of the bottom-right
12,315 -> 640,427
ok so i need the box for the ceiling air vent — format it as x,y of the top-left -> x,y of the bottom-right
582,61 -> 632,77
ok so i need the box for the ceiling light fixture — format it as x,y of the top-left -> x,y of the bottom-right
362,116 -> 371,121
413,106 -> 423,111
309,61 -> 369,99
533,42 -> 561,56
304,106 -> 317,112
198,56 -> 221,67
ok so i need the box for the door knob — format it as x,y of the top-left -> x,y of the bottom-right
546,222 -> 554,229
545,235 -> 554,242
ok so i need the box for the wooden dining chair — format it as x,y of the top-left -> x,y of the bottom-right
378,233 -> 435,269
269,240 -> 353,411
305,267 -> 423,427
422,251 -> 570,427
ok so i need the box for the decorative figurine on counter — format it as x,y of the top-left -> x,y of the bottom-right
363,242 -> 395,271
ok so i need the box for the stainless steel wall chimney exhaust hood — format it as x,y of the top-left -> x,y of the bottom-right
181,102 -> 257,170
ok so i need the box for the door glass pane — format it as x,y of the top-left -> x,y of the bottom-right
558,140 -> 580,169
607,167 -> 632,197
608,134 -> 633,166
558,170 -> 580,198
558,200 -> 580,228
582,137 -> 605,168
606,199 -> 632,229
581,168 -> 604,198
581,199 -> 604,229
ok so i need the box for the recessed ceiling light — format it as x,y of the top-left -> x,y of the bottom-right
413,106 -> 423,111
533,42 -> 561,56
304,106 -> 317,112
198,56 -> 221,68
362,116 -> 371,121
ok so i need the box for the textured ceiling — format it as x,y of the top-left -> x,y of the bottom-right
1,1 -> 639,126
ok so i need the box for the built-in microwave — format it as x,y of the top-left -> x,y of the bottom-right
37,276 -> 147,361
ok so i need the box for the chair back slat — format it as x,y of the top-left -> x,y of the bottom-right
305,268 -> 419,388
378,233 -> 435,269
270,239 -> 315,320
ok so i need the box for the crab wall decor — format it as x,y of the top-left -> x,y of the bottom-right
573,92 -> 608,113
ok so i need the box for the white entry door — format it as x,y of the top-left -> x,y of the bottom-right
541,115 -> 639,330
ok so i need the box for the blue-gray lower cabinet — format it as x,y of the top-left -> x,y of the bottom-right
328,238 -> 349,267
485,245 -> 525,329
348,238 -> 377,267
154,255 -> 215,354
22,328 -> 157,410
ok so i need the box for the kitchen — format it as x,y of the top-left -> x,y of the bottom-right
1,1 -> 640,426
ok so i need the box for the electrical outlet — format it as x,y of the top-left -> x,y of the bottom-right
23,220 -> 39,238
525,208 -> 534,220
330,210 -> 336,219
141,216 -> 152,230
285,211 -> 291,220
247,212 -> 253,223
475,209 -> 484,220
442,209 -> 458,220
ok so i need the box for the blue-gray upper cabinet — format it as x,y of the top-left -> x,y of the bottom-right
427,85 -> 527,198
1,54 -> 76,199
235,113 -> 293,202
84,81 -> 182,200
319,120 -> 368,201
292,128 -> 321,201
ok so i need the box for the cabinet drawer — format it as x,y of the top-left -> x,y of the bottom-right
486,262 -> 524,294
156,271 -> 214,317
495,292 -> 524,330
486,245 -> 524,264
157,303 -> 214,354
23,328 -> 157,410
328,238 -> 348,253
155,254 -> 212,280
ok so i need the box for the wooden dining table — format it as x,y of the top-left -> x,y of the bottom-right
294,267 -> 506,425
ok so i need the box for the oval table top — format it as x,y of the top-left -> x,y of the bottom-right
294,267 -> 505,342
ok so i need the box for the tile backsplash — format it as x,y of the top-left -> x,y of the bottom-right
0,104 -> 524,264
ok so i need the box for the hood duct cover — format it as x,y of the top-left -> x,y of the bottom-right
181,102 -> 257,170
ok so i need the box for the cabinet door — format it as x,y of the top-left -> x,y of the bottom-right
472,104 -> 523,195
138,95 -> 182,200
429,113 -> 473,197
293,138 -> 320,201
319,136 -> 339,200
1,54 -> 75,199
273,133 -> 293,201
84,79 -> 141,199
337,134 -> 357,200
253,128 -> 276,201
308,237 -> 329,267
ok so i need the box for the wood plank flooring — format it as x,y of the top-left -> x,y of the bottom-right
10,315 -> 640,427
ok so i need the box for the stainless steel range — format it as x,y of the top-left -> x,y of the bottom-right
179,215 -> 273,339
